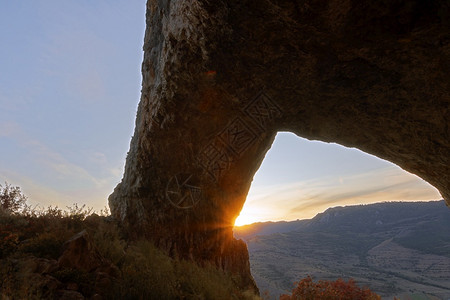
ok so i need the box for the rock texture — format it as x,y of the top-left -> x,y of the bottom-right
2,231 -> 118,299
109,0 -> 450,290
58,230 -> 119,277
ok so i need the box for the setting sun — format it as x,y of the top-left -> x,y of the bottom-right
234,213 -> 258,227
233,203 -> 280,227
233,201 -> 269,226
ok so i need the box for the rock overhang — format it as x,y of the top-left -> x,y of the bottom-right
109,0 -> 450,292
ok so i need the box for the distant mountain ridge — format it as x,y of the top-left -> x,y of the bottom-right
234,200 -> 450,300
233,219 -> 308,240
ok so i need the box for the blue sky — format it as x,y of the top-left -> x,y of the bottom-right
0,1 -> 441,224
0,1 -> 145,210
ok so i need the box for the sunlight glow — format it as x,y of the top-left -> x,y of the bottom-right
232,133 -> 441,227
233,167 -> 441,227
234,213 -> 259,227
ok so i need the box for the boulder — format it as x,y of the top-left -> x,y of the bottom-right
58,230 -> 105,273
57,230 -> 119,296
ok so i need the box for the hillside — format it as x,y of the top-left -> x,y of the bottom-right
234,201 -> 450,299
0,208 -> 258,299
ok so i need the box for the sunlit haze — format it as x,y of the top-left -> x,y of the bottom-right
234,133 -> 441,226
0,2 -> 441,222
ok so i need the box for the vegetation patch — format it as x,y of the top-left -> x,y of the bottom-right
0,182 -> 258,299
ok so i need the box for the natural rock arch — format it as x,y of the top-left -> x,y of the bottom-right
109,0 -> 449,291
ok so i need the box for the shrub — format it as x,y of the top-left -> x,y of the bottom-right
0,182 -> 27,214
18,231 -> 65,259
280,276 -> 380,300
0,185 -> 259,299
0,230 -> 19,258
107,240 -> 259,300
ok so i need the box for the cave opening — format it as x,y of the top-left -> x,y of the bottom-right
232,132 -> 448,299
234,131 -> 441,227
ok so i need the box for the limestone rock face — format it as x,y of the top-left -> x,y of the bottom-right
109,0 -> 450,290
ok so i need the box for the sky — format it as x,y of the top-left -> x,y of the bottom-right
0,1 -> 442,225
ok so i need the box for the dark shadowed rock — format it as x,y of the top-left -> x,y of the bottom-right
54,290 -> 85,300
7,257 -> 63,299
56,231 -> 119,298
109,0 -> 450,291
58,230 -> 119,277
58,230 -> 105,273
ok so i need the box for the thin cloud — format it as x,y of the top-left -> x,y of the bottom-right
2,124 -> 117,190
243,166 -> 442,222
0,170 -> 109,211
86,151 -> 108,165
24,138 -> 104,187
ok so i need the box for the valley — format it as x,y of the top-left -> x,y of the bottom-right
234,201 -> 450,299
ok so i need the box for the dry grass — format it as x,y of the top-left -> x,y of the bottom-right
0,205 -> 259,299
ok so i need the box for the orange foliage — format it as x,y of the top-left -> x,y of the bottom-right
280,276 -> 381,300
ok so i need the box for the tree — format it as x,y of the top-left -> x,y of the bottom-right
0,182 -> 27,214
280,276 -> 381,300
